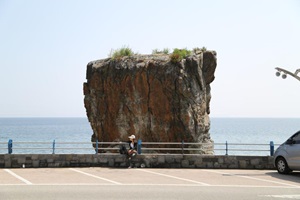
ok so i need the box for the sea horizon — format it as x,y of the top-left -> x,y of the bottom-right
1,117 -> 299,155
1,116 -> 300,119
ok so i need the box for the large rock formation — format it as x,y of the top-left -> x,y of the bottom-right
83,50 -> 217,154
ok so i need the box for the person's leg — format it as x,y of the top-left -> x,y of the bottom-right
127,150 -> 133,168
128,150 -> 133,159
131,150 -> 137,157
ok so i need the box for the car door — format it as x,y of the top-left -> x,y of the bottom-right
285,132 -> 300,169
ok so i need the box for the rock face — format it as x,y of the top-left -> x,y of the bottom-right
83,51 -> 217,154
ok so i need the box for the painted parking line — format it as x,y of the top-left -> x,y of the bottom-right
203,170 -> 300,188
3,169 -> 32,185
69,168 -> 122,185
261,195 -> 300,199
2,168 -> 299,189
0,182 -> 298,188
137,169 -> 210,186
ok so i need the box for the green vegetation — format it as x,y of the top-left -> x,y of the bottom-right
152,48 -> 170,54
170,48 -> 192,63
108,46 -> 208,62
193,46 -> 207,53
201,46 -> 207,52
109,46 -> 134,60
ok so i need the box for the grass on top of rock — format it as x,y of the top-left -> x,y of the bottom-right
193,47 -> 207,53
109,46 -> 134,60
170,48 -> 192,63
152,48 -> 170,55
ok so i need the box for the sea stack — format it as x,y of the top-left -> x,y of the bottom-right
83,50 -> 217,154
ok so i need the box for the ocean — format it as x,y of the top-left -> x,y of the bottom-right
0,118 -> 94,154
210,118 -> 300,155
0,118 -> 299,155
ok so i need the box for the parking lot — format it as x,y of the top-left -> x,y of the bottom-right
0,168 -> 300,200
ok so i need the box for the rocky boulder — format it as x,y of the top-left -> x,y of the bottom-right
83,50 -> 217,154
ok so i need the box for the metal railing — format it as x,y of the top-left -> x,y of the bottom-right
0,139 -> 278,156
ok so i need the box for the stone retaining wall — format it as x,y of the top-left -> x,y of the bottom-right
0,154 -> 275,169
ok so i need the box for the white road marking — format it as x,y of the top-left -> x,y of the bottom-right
0,183 -> 298,189
137,169 -> 210,186
203,170 -> 300,188
69,168 -> 122,185
4,169 -> 32,185
261,195 -> 300,199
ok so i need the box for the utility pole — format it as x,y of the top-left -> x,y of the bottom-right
275,67 -> 300,82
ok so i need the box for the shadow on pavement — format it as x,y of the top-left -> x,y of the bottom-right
266,171 -> 300,185
221,170 -> 300,185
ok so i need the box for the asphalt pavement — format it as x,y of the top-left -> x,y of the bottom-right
0,168 -> 300,200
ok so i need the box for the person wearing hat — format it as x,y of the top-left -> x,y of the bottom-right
127,134 -> 137,158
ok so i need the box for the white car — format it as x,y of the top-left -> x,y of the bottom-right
274,131 -> 300,174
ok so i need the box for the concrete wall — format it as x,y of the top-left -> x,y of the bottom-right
0,154 -> 275,169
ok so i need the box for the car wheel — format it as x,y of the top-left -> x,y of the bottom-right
276,157 -> 291,174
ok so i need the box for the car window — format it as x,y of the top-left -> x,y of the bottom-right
292,133 -> 300,144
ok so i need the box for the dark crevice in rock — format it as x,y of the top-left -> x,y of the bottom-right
146,67 -> 153,141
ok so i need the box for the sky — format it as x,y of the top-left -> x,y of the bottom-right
0,0 -> 299,118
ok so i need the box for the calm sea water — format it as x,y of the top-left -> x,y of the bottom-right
210,118 -> 300,155
0,118 -> 94,154
0,117 -> 299,155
